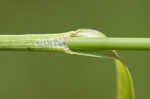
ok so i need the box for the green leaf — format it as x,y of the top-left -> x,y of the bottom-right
70,50 -> 135,99
115,59 -> 134,99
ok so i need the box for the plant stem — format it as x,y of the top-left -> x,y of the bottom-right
0,34 -> 68,52
0,34 -> 150,51
67,37 -> 150,51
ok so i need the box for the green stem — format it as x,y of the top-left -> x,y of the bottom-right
0,34 -> 68,52
67,37 -> 150,51
0,34 -> 150,51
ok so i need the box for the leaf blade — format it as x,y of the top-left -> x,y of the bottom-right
115,59 -> 134,99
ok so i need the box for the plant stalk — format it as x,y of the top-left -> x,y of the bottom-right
0,34 -> 68,52
67,37 -> 150,51
0,34 -> 150,51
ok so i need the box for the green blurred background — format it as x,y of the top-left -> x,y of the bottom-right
0,0 -> 149,99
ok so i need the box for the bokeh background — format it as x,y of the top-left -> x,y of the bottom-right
0,0 -> 149,99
